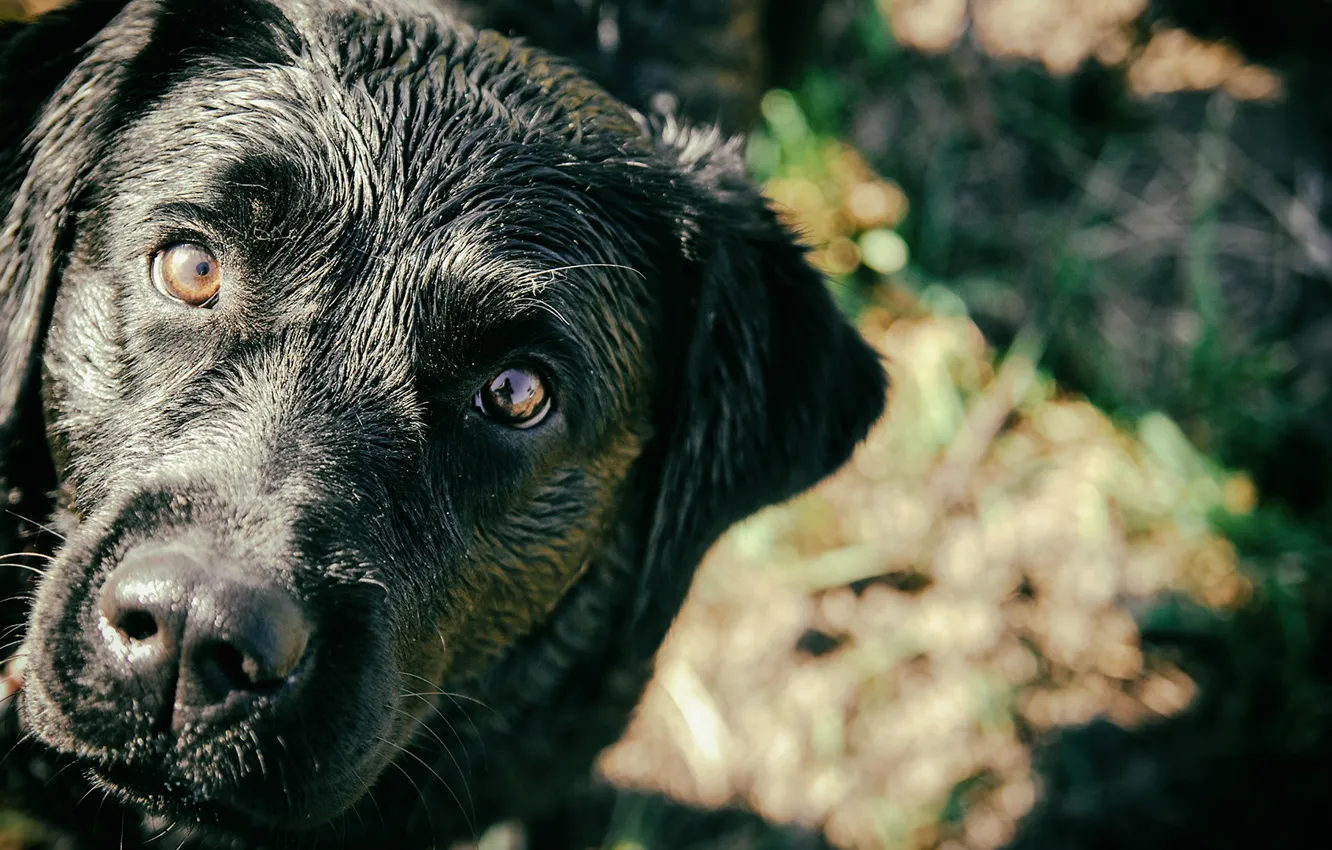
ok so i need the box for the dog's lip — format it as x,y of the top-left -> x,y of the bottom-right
86,751 -> 296,828
85,741 -> 392,831
86,758 -> 172,799
88,767 -> 294,831
65,701 -> 400,829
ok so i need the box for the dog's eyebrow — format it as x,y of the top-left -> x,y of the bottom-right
140,199 -> 277,248
133,149 -> 306,233
144,201 -> 226,231
465,300 -> 591,374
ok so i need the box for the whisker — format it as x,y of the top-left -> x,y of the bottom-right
43,756 -> 79,788
276,744 -> 295,818
0,728 -> 37,769
74,781 -> 103,811
0,550 -> 56,562
0,638 -> 29,656
398,690 -> 475,773
399,687 -> 495,766
328,798 -> 346,849
3,510 -> 66,542
346,795 -> 368,838
399,686 -> 504,722
513,297 -> 571,328
0,562 -> 48,577
389,704 -> 474,816
142,818 -> 177,845
362,772 -> 386,828
248,728 -> 269,781
381,754 -> 435,839
0,620 -> 29,639
0,595 -> 36,614
142,822 -> 173,845
397,673 -> 501,718
375,735 -> 472,839
398,687 -> 471,737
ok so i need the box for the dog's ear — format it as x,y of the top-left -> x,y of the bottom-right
0,2 -> 135,529
630,124 -> 888,652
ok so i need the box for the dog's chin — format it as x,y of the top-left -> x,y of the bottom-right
77,736 -> 393,834
20,680 -> 396,834
91,763 -> 371,833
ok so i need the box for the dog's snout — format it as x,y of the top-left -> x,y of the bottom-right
97,543 -> 311,729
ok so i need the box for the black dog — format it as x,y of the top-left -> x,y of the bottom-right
0,0 -> 884,846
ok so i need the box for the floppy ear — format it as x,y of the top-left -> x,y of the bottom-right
630,126 -> 888,653
0,1 -> 135,543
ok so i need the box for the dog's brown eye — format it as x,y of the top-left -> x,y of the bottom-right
151,243 -> 222,306
475,367 -> 551,427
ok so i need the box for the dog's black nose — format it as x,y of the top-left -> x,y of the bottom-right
97,542 -> 311,729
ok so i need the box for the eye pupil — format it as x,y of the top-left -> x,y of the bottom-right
194,261 -> 211,277
477,367 -> 551,427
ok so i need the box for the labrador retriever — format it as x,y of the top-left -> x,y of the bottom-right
0,1 -> 885,846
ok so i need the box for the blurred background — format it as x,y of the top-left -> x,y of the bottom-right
598,2 -> 1332,848
3,1 -> 1331,848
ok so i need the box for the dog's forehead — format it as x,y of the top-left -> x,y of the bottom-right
90,7 -> 662,422
122,70 -> 646,289
109,0 -> 661,263
112,0 -> 651,169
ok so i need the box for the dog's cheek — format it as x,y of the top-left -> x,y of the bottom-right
432,430 -> 644,679
41,259 -> 132,506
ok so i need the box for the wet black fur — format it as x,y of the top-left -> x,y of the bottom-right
0,0 -> 884,846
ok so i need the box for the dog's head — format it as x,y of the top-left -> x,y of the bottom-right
0,0 -> 885,834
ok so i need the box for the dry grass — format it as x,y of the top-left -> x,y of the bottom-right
885,0 -> 1280,98
600,294 -> 1251,850
0,0 -> 62,21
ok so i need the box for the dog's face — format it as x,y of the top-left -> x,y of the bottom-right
0,0 -> 884,836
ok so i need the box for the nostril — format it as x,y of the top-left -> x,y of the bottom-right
195,641 -> 290,698
115,609 -> 161,642
185,582 -> 311,702
98,546 -> 198,655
